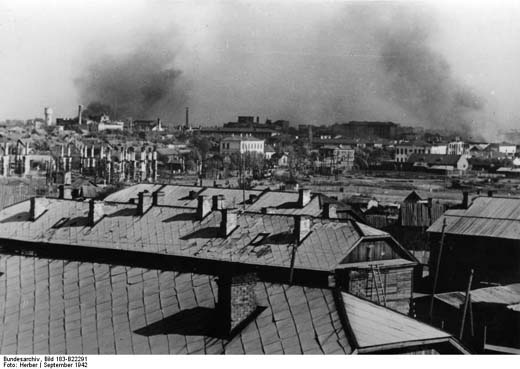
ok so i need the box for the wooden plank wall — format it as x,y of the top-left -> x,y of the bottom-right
348,267 -> 414,314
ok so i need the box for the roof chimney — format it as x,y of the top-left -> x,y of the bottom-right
220,208 -> 238,237
189,190 -> 199,200
88,199 -> 104,226
323,203 -> 337,219
29,197 -> 46,221
216,273 -> 258,336
58,185 -> 72,200
248,194 -> 258,204
293,215 -> 311,243
261,207 -> 275,214
137,192 -> 152,215
212,194 -> 225,210
462,191 -> 469,209
152,190 -> 164,206
298,189 -> 311,208
197,195 -> 211,219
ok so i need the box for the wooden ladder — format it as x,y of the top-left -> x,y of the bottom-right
369,264 -> 387,306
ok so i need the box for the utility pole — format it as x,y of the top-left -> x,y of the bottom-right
429,218 -> 447,322
459,269 -> 474,340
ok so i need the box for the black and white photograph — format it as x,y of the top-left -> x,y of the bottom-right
0,0 -> 519,358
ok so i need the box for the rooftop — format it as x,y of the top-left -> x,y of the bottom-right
0,253 -> 466,354
0,198 -> 412,273
428,196 -> 520,240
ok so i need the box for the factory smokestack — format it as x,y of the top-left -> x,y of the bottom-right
78,104 -> 83,125
185,107 -> 189,128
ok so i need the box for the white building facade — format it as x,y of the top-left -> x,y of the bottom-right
220,136 -> 265,155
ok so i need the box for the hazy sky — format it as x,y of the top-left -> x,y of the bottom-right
1,0 -> 519,138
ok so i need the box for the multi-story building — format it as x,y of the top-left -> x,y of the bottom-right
395,141 -> 432,163
220,136 -> 265,155
447,140 -> 468,155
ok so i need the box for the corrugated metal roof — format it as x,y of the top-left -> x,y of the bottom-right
435,283 -> 520,308
428,196 -> 520,240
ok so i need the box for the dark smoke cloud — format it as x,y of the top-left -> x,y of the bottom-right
73,2 -> 485,135
376,5 -> 484,133
75,34 -> 187,121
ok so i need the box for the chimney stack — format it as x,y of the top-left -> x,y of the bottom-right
88,199 -> 104,226
152,190 -> 164,206
185,107 -> 189,128
298,189 -> 311,208
197,195 -> 211,220
323,203 -> 337,219
220,208 -> 238,237
78,104 -> 83,125
212,194 -> 225,210
29,197 -> 46,221
137,191 -> 153,215
462,191 -> 469,208
58,185 -> 72,200
294,215 -> 311,243
216,273 -> 258,336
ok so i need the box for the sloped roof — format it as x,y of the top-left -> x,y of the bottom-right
408,154 -> 463,166
245,191 -> 322,217
0,253 -> 350,354
340,293 -> 465,353
403,191 -> 422,203
0,252 -> 465,355
435,283 -> 520,309
104,184 -> 165,202
0,199 -> 402,272
428,196 -> 520,240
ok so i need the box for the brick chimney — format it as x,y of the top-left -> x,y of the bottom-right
212,194 -> 225,210
298,189 -> 311,208
29,197 -> 46,221
197,195 -> 211,220
217,273 -> 258,335
137,191 -> 152,215
323,203 -> 337,219
293,215 -> 311,243
189,190 -> 199,200
152,190 -> 164,206
88,199 -> 104,226
220,208 -> 238,237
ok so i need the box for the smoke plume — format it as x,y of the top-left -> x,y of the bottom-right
375,6 -> 484,133
74,2 -> 486,134
75,34 -> 187,121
